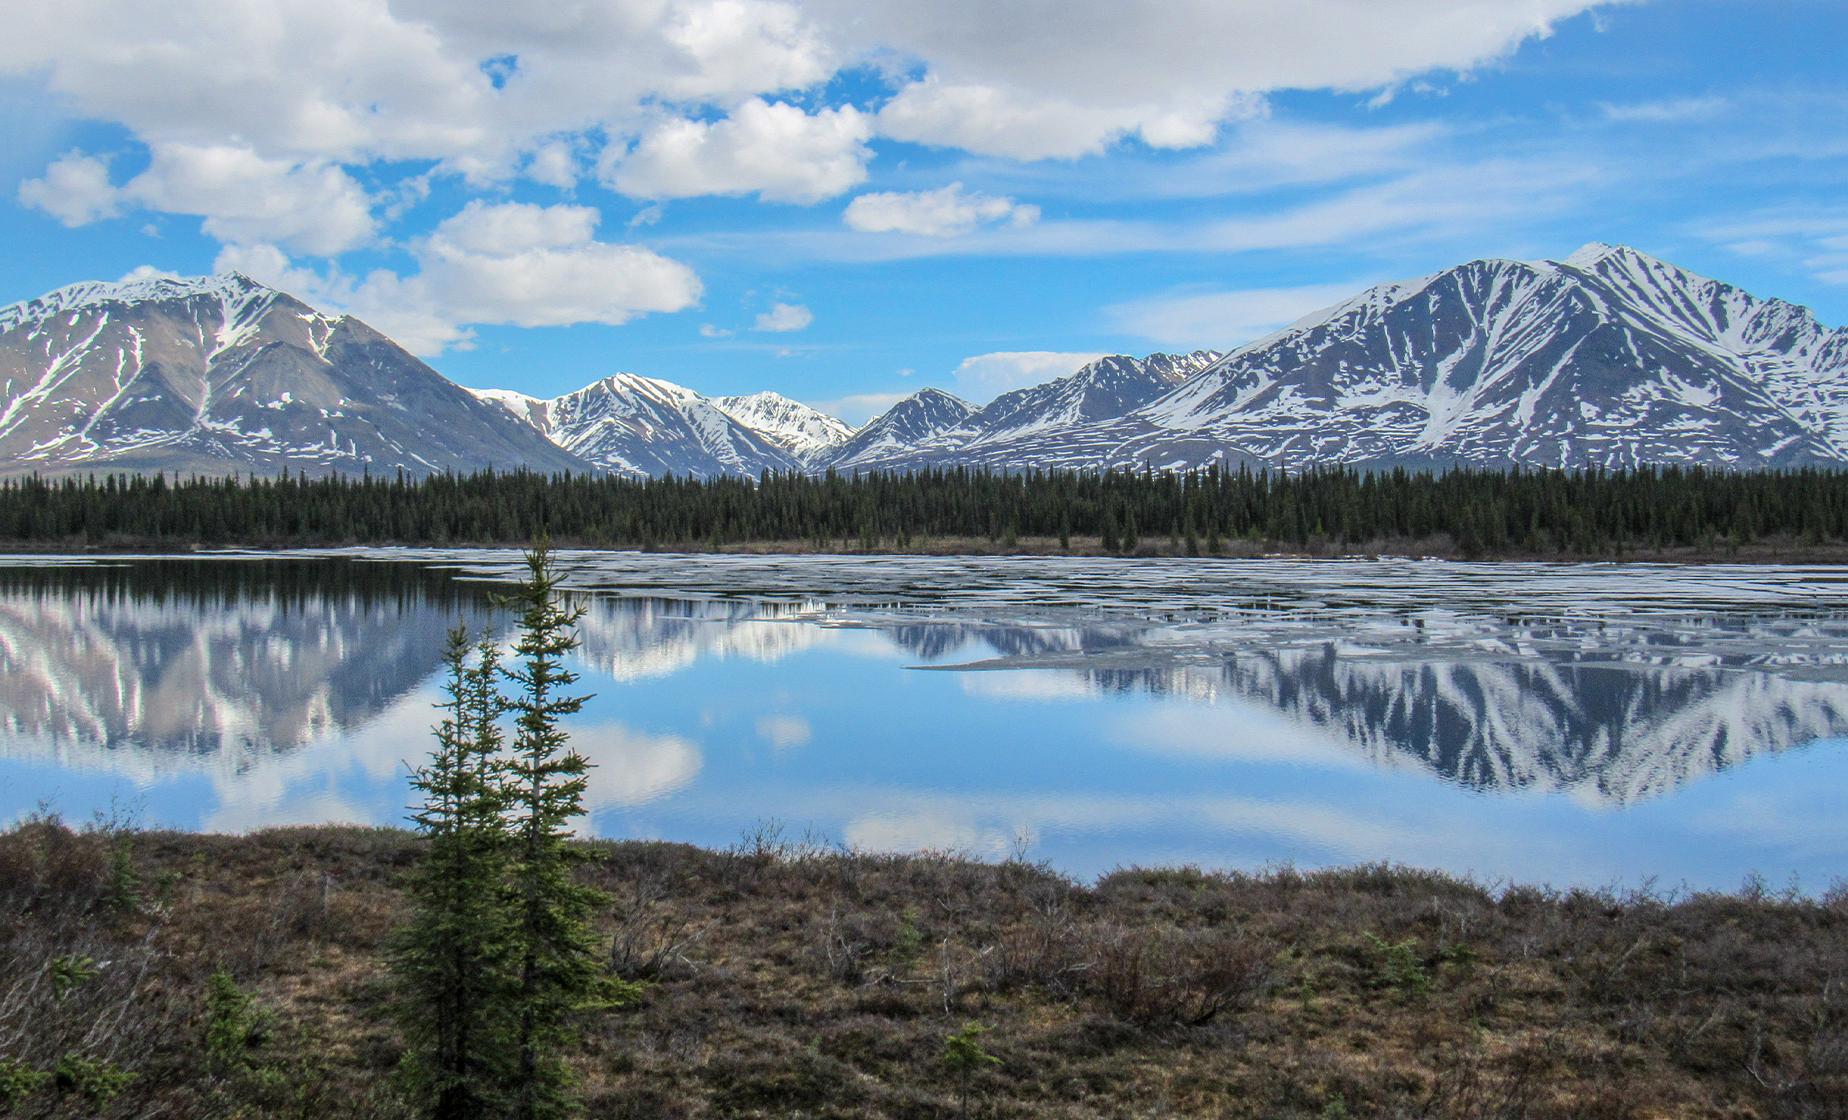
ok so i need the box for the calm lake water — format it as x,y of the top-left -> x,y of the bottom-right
4,550 -> 1848,891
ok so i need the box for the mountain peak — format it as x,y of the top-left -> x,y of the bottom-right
1558,241 -> 1672,271
0,270 -> 285,332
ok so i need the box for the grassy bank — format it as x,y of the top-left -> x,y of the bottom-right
2,820 -> 1844,1119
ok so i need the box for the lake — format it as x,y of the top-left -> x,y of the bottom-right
4,550 -> 1847,892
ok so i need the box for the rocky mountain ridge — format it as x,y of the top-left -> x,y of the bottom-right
3,244 -> 1843,478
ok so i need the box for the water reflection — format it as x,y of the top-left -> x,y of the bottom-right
2,556 -> 1847,887
0,561 -> 491,770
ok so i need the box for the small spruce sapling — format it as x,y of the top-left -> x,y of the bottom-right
942,1020 -> 1001,1118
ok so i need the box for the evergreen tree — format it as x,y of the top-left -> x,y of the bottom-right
391,628 -> 514,1120
499,544 -> 619,1120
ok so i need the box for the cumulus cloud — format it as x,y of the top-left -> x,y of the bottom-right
843,181 -> 1038,237
1105,282 -> 1359,349
5,0 -> 1616,330
3,0 -> 1605,187
17,151 -> 122,226
752,301 -> 813,332
606,99 -> 872,203
130,143 -> 378,255
877,79 -> 1248,160
222,201 -> 703,355
837,0 -> 1605,159
20,143 -> 377,255
950,351 -> 1108,400
524,139 -> 581,189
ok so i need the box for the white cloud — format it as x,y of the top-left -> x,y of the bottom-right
17,151 -> 121,226
1691,207 -> 1848,290
671,154 -> 1598,265
222,201 -> 704,355
213,242 -> 337,301
1105,282 -> 1359,349
3,0 -> 1605,186
24,143 -> 378,255
950,351 -> 1108,399
875,79 -> 1235,160
3,0 -> 1613,274
575,723 -> 703,808
843,181 -> 1038,237
116,264 -> 179,284
131,144 -> 378,255
751,301 -> 812,332
837,0 -> 1606,159
1598,95 -> 1732,124
843,808 -> 1018,858
606,99 -> 872,203
755,713 -> 811,749
430,198 -> 598,254
699,323 -> 734,338
524,139 -> 581,188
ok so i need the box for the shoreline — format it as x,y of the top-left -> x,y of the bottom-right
4,533 -> 1848,565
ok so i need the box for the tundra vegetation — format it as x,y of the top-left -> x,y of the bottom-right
1,549 -> 1845,1117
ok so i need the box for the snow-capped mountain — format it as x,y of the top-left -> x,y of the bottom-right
1107,244 -> 1848,471
0,273 -> 585,477
823,351 -> 1223,472
4,246 -> 1844,480
473,373 -> 802,478
822,388 -> 975,471
713,391 -> 854,460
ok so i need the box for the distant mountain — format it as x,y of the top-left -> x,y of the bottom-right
822,351 -> 1222,472
1110,244 -> 1848,471
0,273 -> 585,477
712,391 -> 854,460
472,373 -> 802,479
5,245 -> 1844,479
823,388 -> 975,471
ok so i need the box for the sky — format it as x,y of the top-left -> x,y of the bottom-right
1,0 -> 1844,424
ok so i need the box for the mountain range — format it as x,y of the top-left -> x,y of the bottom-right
2,243 -> 1843,478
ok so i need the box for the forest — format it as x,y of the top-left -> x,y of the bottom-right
1,464 -> 1846,557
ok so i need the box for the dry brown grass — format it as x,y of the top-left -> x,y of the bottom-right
1,820 -> 1844,1118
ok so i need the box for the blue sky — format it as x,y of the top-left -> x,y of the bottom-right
2,0 -> 1844,422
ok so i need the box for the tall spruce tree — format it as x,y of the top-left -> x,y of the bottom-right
499,543 -> 616,1120
392,628 -> 514,1120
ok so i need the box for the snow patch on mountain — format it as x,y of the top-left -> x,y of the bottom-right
476,373 -> 803,478
712,391 -> 853,460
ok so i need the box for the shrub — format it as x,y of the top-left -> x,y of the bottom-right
53,1054 -> 133,1106
0,1058 -> 49,1110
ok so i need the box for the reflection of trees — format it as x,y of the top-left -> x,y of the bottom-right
882,621 -> 1134,662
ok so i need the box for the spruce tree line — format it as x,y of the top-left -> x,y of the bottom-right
1,463 -> 1845,555
392,544 -> 636,1120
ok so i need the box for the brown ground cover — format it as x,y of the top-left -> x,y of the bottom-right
2,819 -> 1844,1119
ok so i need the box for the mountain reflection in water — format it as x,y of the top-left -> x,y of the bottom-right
2,555 -> 1846,887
